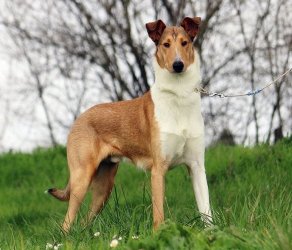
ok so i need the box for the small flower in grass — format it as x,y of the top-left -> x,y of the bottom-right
110,239 -> 119,248
53,244 -> 63,250
46,243 -> 53,249
94,231 -> 101,237
46,243 -> 62,250
132,235 -> 139,240
118,236 -> 122,241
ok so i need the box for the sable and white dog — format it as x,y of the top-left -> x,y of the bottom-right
48,17 -> 212,232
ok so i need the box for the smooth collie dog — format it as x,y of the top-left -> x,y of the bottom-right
48,17 -> 212,232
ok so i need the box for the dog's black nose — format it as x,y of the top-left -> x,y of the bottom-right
172,61 -> 184,73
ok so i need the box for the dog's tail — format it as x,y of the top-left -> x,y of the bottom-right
47,182 -> 70,202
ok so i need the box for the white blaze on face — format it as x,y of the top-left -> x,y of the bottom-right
175,47 -> 182,63
173,29 -> 182,63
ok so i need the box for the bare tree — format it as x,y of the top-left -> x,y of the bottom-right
233,0 -> 271,144
227,0 -> 292,144
261,0 -> 292,143
0,100 -> 9,150
0,0 -> 291,149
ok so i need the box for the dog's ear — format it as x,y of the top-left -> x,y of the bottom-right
180,17 -> 201,41
145,20 -> 166,45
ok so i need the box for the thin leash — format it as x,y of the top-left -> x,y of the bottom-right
195,67 -> 292,98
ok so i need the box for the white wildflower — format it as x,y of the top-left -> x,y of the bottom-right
46,243 -> 53,249
46,243 -> 62,250
118,236 -> 122,241
94,231 -> 101,237
110,239 -> 119,248
53,243 -> 63,250
131,235 -> 139,239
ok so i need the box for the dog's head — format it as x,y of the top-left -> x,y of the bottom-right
146,17 -> 201,74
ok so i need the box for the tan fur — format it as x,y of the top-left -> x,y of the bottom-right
49,93 -> 167,232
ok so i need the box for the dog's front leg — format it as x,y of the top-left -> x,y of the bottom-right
151,167 -> 166,230
185,137 -> 212,225
189,161 -> 212,225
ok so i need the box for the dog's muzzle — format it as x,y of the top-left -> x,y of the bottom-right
172,61 -> 184,73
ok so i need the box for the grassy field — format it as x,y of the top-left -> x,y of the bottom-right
0,138 -> 291,249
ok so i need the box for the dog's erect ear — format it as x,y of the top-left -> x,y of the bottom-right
180,17 -> 201,41
145,20 -> 166,45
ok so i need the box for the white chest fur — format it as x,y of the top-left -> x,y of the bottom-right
151,54 -> 204,165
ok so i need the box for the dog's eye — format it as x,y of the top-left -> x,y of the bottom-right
163,43 -> 170,48
181,41 -> 188,47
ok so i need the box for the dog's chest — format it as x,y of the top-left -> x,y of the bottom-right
151,90 -> 204,164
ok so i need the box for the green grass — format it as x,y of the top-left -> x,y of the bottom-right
0,138 -> 291,249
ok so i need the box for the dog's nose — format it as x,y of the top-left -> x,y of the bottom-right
172,61 -> 184,73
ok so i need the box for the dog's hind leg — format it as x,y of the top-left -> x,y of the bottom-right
62,163 -> 95,232
62,137 -> 108,232
86,158 -> 119,223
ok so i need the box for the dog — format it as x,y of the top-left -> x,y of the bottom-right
48,17 -> 212,232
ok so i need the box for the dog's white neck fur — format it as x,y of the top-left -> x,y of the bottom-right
151,50 -> 204,164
